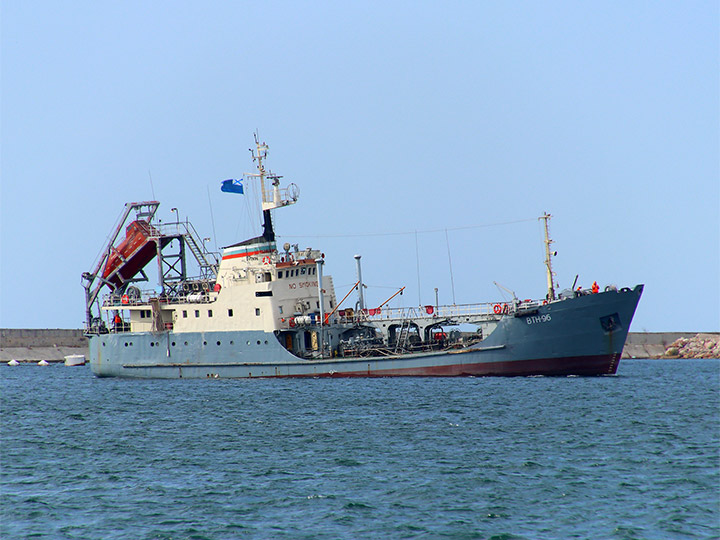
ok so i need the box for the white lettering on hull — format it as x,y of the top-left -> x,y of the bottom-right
526,314 -> 552,325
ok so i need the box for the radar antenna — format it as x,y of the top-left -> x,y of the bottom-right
245,133 -> 300,241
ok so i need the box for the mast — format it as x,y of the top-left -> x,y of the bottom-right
316,257 -> 325,358
354,254 -> 365,311
246,133 -> 299,241
539,212 -> 556,301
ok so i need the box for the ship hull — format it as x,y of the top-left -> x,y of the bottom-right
88,285 -> 643,378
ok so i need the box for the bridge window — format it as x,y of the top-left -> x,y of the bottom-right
195,310 -> 200,318
208,310 -> 213,318
182,310 -> 187,318
228,309 -> 234,317
278,271 -> 283,279
255,308 -> 261,316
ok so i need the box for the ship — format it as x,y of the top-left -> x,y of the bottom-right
82,135 -> 643,378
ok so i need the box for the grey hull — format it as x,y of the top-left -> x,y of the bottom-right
89,285 -> 643,378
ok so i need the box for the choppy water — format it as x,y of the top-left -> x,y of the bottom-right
1,360 -> 718,540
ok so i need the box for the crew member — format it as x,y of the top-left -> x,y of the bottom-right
592,281 -> 599,294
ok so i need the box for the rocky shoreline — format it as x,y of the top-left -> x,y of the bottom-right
621,332 -> 719,359
663,334 -> 720,359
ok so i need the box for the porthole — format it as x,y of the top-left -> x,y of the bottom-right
124,343 -> 128,347
150,342 -> 155,347
184,341 -> 188,346
230,340 -> 234,345
216,341 -> 221,346
264,340 -> 268,345
203,341 -> 207,346
246,340 -> 251,345
257,340 -> 261,345
171,342 -> 176,346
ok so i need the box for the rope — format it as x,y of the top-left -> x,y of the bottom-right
276,217 -> 536,239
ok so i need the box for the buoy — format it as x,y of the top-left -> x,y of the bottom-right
8,359 -> 19,366
38,360 -> 49,366
64,354 -> 86,366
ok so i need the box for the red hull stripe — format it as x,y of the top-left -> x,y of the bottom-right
222,248 -> 274,261
273,354 -> 621,378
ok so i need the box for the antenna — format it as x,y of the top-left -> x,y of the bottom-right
415,230 -> 421,306
207,185 -> 218,252
148,170 -> 156,200
445,229 -> 456,305
242,134 -> 299,242
247,133 -> 299,212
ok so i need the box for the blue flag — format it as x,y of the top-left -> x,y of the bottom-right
221,178 -> 244,194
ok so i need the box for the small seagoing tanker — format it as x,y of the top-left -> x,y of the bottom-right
82,135 -> 643,378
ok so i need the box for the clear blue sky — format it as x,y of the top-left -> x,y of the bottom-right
1,1 -> 718,332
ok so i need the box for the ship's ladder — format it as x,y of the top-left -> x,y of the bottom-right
182,228 -> 219,278
395,320 -> 412,353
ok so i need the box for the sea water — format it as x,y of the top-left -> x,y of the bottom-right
1,360 -> 718,540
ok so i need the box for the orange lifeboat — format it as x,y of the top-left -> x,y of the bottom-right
102,220 -> 161,288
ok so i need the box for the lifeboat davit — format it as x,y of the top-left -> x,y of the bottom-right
102,220 -> 164,289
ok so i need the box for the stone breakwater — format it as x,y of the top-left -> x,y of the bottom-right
664,333 -> 720,359
0,329 -> 88,363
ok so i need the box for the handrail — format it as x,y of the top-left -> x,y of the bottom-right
101,282 -> 218,308
347,299 -> 546,322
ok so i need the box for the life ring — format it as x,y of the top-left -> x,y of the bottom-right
542,300 -> 548,305
502,304 -> 509,314
289,318 -> 296,328
121,294 -> 129,304
262,256 -> 270,265
493,304 -> 502,314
